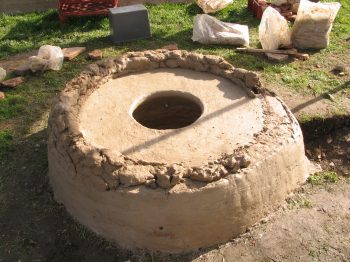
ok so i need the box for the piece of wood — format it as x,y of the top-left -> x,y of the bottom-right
237,48 -> 298,55
266,53 -> 289,62
62,47 -> 86,61
237,47 -> 309,60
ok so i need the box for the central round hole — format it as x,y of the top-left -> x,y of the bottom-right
132,91 -> 203,130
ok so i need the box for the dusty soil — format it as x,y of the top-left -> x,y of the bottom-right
1,120 -> 349,261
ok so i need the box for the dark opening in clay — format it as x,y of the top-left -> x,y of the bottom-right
132,91 -> 203,130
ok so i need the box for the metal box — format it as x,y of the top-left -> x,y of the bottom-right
109,5 -> 151,43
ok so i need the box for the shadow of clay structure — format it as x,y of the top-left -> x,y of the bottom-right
48,50 -> 310,253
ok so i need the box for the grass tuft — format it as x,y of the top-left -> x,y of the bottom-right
308,171 -> 340,185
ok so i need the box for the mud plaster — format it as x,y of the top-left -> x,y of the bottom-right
48,50 -> 311,252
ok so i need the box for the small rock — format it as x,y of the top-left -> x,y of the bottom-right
14,64 -> 31,76
240,154 -> 251,168
333,64 -> 346,73
62,47 -> 86,61
338,72 -> 345,76
156,173 -> 171,189
145,179 -> 157,189
118,165 -> 154,187
0,91 -> 5,100
165,59 -> 178,68
266,53 -> 289,62
88,49 -> 103,61
0,67 -> 6,82
315,64 -> 321,68
161,44 -> 178,50
1,77 -> 24,88
260,218 -> 269,224
325,93 -> 335,102
329,162 -> 335,168
326,136 -> 333,144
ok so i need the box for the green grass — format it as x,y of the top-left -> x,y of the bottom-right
287,196 -> 313,209
308,171 -> 340,185
0,129 -> 14,164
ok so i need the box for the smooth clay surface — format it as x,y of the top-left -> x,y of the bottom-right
48,50 -> 311,253
79,69 -> 264,165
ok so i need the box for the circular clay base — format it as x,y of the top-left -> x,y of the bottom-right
48,50 -> 310,253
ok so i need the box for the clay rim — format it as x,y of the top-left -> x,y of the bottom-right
48,49 -> 300,189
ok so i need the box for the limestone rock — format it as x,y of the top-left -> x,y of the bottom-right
126,56 -> 158,71
0,67 -> 6,82
145,178 -> 157,189
118,165 -> 154,187
245,72 -> 261,90
189,165 -> 226,182
204,55 -> 224,65
62,47 -> 86,61
222,156 -> 240,172
88,49 -> 103,61
165,59 -> 179,68
239,154 -> 251,168
1,77 -> 24,88
156,173 -> 171,189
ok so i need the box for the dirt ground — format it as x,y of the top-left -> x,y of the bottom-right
0,52 -> 350,261
0,120 -> 349,262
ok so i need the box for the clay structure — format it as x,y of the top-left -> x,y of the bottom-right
48,50 -> 310,253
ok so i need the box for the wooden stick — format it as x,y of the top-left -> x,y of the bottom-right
236,47 -> 298,55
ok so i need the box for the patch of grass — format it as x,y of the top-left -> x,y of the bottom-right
287,196 -> 313,209
0,129 -> 14,163
307,171 -> 340,185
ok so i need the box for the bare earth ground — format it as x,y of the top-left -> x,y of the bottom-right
0,52 -> 350,261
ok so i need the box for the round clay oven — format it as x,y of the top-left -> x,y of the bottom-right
48,50 -> 310,253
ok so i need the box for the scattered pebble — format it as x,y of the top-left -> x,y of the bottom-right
329,162 -> 335,168
326,137 -> 333,144
333,64 -> 346,72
